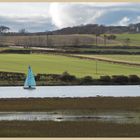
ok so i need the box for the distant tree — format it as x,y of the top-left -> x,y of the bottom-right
107,35 -> 116,40
100,75 -> 111,83
37,35 -> 44,47
129,75 -> 140,83
60,71 -> 76,82
103,34 -> 107,47
18,28 -> 27,34
73,37 -> 80,46
95,33 -> 100,47
46,34 -> 49,47
0,26 -> 10,45
0,26 -> 10,34
112,75 -> 129,84
124,38 -> 130,46
47,35 -> 53,47
80,76 -> 93,85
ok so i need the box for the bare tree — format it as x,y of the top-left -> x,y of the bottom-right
73,37 -> 80,47
47,35 -> 53,47
46,34 -> 49,47
103,34 -> 107,47
124,38 -> 131,46
0,26 -> 10,45
95,33 -> 100,47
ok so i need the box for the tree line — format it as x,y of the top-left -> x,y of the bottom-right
0,71 -> 140,85
0,25 -> 132,47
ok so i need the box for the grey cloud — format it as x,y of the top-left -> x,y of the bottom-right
0,3 -> 140,32
0,16 -> 56,32
49,3 -> 140,29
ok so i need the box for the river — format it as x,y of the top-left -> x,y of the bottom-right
0,85 -> 139,98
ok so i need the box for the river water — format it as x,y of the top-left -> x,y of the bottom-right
0,111 -> 139,124
0,85 -> 139,123
0,85 -> 139,98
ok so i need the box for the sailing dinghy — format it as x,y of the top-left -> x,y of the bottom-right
24,66 -> 36,89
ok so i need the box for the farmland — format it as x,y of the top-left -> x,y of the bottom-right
0,34 -> 119,46
115,33 -> 140,46
0,33 -> 140,79
1,33 -> 139,47
102,33 -> 140,46
0,54 -> 139,78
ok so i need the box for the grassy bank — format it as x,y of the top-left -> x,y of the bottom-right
0,97 -> 140,112
0,120 -> 140,137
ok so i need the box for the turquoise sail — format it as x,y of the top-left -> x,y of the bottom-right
24,66 -> 36,89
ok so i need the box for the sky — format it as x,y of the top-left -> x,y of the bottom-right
0,2 -> 140,32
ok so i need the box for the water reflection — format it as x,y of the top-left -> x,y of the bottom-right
0,111 -> 139,124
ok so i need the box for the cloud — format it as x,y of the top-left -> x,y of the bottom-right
49,3 -> 105,28
0,2 -> 139,32
0,3 -> 53,32
117,16 -> 140,26
134,16 -> 140,23
49,3 -> 140,28
0,15 -> 56,32
0,3 -> 50,18
118,17 -> 130,26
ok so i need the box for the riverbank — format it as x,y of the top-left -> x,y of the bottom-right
0,97 -> 140,112
0,120 -> 140,137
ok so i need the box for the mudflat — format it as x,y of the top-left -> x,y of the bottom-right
0,97 -> 139,111
0,97 -> 140,137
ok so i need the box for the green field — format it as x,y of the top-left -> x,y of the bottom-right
100,33 -> 140,46
116,33 -> 140,41
0,54 -> 140,78
115,34 -> 140,46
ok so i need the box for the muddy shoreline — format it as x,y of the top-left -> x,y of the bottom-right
0,97 -> 140,112
0,120 -> 140,137
0,97 -> 140,137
